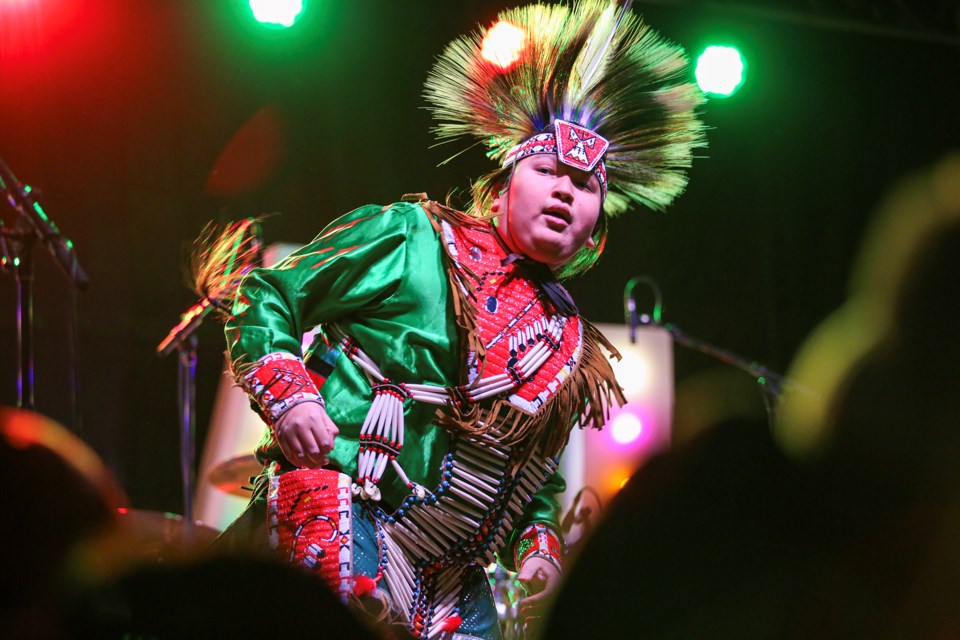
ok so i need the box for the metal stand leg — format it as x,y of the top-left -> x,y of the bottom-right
177,335 -> 198,532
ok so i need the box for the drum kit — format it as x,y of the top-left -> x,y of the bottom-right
206,453 -> 260,497
113,453 -> 261,559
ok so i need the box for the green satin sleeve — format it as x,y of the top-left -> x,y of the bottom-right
224,201 -> 461,507
226,202 -> 420,365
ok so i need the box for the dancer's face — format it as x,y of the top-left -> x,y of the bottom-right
492,154 -> 602,268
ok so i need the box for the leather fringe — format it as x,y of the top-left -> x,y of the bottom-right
421,200 -> 488,367
421,199 -> 626,457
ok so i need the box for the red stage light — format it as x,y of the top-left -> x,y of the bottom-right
0,0 -> 76,63
480,20 -> 525,71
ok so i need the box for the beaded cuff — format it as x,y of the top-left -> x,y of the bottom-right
242,352 -> 325,424
514,523 -> 562,574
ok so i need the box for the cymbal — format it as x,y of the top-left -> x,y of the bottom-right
115,508 -> 220,561
207,454 -> 261,497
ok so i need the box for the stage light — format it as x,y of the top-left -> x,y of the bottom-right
695,45 -> 745,98
612,348 -> 651,399
559,323 -> 674,510
611,411 -> 643,445
481,20 -> 525,70
249,0 -> 304,29
603,465 -> 633,496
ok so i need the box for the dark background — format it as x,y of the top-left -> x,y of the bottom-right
2,0 -> 958,514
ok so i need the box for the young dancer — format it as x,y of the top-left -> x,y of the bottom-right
218,2 -> 704,637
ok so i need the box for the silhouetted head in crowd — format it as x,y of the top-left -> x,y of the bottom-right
776,151 -> 960,637
0,407 -> 127,639
777,151 -> 960,459
68,554 -> 392,640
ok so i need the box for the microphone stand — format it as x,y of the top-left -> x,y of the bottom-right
624,277 -> 812,425
1,216 -> 37,410
1,154 -> 89,411
156,298 -> 218,528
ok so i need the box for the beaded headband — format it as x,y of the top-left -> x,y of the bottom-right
502,120 -> 609,199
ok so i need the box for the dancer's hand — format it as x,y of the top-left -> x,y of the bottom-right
274,402 -> 339,468
517,556 -> 562,631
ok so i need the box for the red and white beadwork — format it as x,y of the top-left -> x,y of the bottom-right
514,522 -> 563,574
242,351 -> 324,423
502,131 -> 557,167
447,220 -> 584,416
267,468 -> 354,601
554,119 -> 608,172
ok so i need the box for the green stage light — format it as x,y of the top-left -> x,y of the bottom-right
249,0 -> 304,28
695,45 -> 745,98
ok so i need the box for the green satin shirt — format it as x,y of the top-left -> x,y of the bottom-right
225,201 -> 566,567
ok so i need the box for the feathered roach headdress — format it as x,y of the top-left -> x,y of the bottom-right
424,0 -> 706,219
